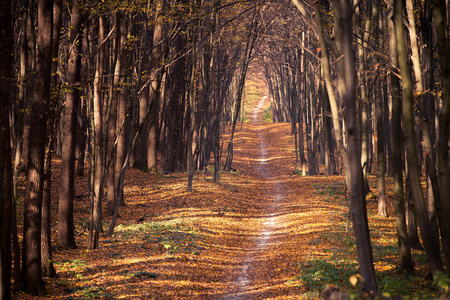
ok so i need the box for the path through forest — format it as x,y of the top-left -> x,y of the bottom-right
15,96 -> 354,300
222,96 -> 287,299
219,96 -> 338,299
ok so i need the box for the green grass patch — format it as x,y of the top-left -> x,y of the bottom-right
115,221 -> 204,256
312,181 -> 346,202
293,182 -> 440,299
263,105 -> 272,122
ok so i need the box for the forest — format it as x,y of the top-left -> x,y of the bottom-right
1,0 -> 450,298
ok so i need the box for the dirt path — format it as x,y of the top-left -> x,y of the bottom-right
219,97 -> 321,299
222,97 -> 285,299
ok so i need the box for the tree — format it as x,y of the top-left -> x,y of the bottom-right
387,0 -> 414,270
0,0 -> 13,298
58,0 -> 83,249
147,0 -> 165,173
432,0 -> 450,271
88,12 -> 107,250
22,0 -> 53,295
332,0 -> 377,293
41,0 -> 62,277
292,0 -> 378,294
224,5 -> 261,171
394,0 -> 443,277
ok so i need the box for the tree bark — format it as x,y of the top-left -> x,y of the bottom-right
432,0 -> 450,270
187,4 -> 197,191
394,0 -> 444,276
58,0 -> 82,249
41,0 -> 61,278
332,0 -> 377,293
114,11 -> 130,209
106,13 -> 120,215
387,1 -> 414,270
21,0 -> 36,168
0,0 -> 13,297
147,0 -> 165,172
355,0 -> 371,195
22,0 -> 53,295
373,0 -> 387,217
88,14 -> 107,250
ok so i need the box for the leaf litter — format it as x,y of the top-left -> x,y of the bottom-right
11,98 -> 437,299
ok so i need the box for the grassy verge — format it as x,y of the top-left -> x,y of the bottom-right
292,179 -> 439,299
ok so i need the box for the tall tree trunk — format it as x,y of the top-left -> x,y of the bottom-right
298,40 -> 307,176
21,0 -> 36,168
332,0 -> 377,293
114,11 -> 130,209
88,14 -> 107,250
373,0 -> 387,217
307,0 -> 377,292
41,0 -> 61,277
22,0 -> 53,295
106,13 -> 120,215
407,0 -> 440,244
147,0 -> 165,172
134,8 -> 152,168
394,0 -> 444,277
387,1 -> 414,270
0,0 -> 13,297
58,0 -> 82,249
187,5 -> 197,192
355,0 -> 371,195
432,0 -> 450,270
421,0 -> 439,224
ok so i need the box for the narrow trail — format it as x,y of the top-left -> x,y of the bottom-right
221,97 -> 309,299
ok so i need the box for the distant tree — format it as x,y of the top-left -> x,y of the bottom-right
224,6 -> 260,171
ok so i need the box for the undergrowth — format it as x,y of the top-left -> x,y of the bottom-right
297,180 -> 439,299
263,105 -> 272,122
115,221 -> 204,256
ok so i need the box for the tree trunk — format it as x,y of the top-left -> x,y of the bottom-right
88,14 -> 107,250
373,0 -> 387,217
106,13 -> 120,215
0,0 -> 13,297
355,1 -> 371,195
187,6 -> 197,192
387,1 -> 414,270
41,0 -> 61,277
58,0 -> 82,249
333,0 -> 377,293
21,0 -> 36,169
114,11 -> 130,209
432,0 -> 450,270
147,0 -> 165,173
308,1 -> 377,292
394,0 -> 444,277
22,0 -> 53,295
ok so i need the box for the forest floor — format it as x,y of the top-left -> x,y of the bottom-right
13,97 -> 438,299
